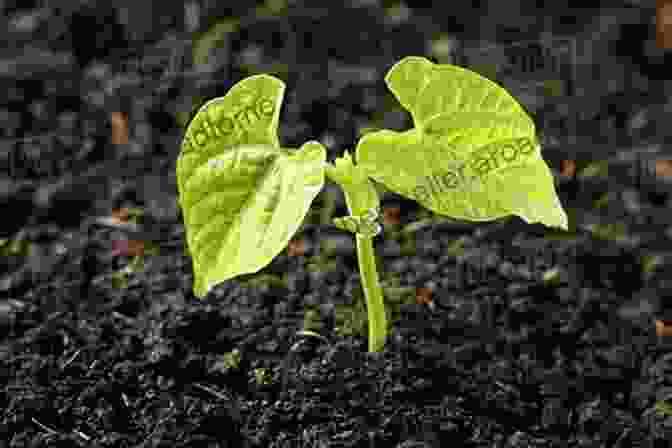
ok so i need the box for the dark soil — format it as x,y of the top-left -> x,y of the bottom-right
2,1 -> 672,446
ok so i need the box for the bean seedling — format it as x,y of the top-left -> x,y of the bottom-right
176,56 -> 568,352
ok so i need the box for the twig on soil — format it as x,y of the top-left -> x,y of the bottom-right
193,382 -> 232,401
31,417 -> 59,436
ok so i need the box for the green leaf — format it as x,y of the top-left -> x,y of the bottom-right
0,236 -> 31,257
177,75 -> 327,298
221,349 -> 241,371
356,56 -> 568,230
655,399 -> 672,417
253,367 -> 273,385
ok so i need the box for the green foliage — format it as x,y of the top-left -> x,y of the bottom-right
176,56 -> 568,352
253,367 -> 273,385
0,236 -> 31,258
176,74 -> 326,298
209,348 -> 242,375
655,400 -> 672,417
355,56 -> 568,229
221,348 -> 242,371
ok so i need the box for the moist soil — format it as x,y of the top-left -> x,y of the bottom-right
2,1 -> 672,447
